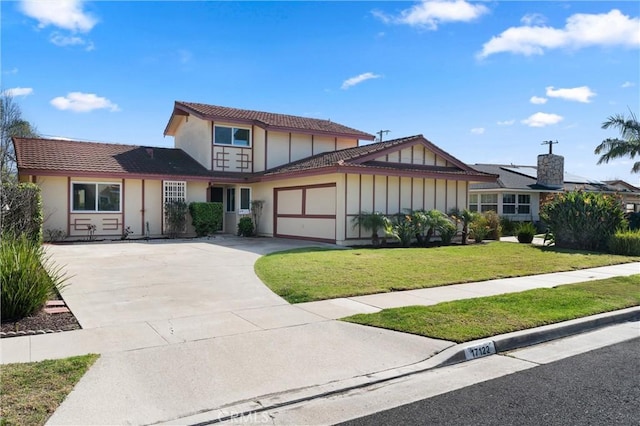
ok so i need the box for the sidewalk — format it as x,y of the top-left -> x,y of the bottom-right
1,262 -> 637,425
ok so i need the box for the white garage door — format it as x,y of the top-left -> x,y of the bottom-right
274,183 -> 336,243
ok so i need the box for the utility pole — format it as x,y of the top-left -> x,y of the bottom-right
376,129 -> 390,142
542,140 -> 558,154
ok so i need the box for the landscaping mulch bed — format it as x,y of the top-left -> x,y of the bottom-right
1,302 -> 81,337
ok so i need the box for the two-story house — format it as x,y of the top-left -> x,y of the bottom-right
13,101 -> 496,244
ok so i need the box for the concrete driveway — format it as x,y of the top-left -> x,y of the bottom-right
41,236 -> 453,425
49,237 -> 332,340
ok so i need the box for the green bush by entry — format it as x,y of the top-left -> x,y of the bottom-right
1,234 -> 68,320
608,230 -> 640,256
541,190 -> 625,251
189,202 -> 223,236
237,216 -> 254,237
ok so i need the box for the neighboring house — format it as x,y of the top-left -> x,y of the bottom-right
14,101 -> 496,244
469,151 -> 640,222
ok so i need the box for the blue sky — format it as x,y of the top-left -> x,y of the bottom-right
3,1 -> 639,184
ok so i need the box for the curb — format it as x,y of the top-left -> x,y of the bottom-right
156,307 -> 639,425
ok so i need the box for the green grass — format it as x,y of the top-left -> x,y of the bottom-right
0,354 -> 99,426
343,275 -> 640,343
254,242 -> 639,303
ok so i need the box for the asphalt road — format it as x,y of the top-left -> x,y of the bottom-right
339,338 -> 640,426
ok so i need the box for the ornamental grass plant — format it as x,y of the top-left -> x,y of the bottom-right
0,233 -> 68,320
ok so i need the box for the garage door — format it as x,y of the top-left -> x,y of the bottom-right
274,183 -> 336,243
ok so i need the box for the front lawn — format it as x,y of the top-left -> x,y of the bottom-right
342,275 -> 640,343
0,354 -> 99,426
254,242 -> 638,303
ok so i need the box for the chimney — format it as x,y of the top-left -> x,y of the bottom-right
537,153 -> 564,188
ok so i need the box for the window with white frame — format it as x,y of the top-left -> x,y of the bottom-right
214,126 -> 251,147
239,187 -> 251,214
72,182 -> 121,212
502,193 -> 531,215
517,194 -> 531,214
163,181 -> 186,203
469,194 -> 478,212
480,194 -> 498,212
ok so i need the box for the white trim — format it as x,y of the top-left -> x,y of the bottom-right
70,181 -> 122,213
239,187 -> 251,214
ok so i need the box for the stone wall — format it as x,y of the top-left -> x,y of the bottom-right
537,154 -> 564,188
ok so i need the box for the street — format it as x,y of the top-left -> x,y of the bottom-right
339,338 -> 640,426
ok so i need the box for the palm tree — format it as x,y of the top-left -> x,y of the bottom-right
351,211 -> 389,247
594,111 -> 640,173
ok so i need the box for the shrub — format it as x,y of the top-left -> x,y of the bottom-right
44,228 -> 66,242
237,216 -> 254,237
385,214 -> 414,247
516,222 -> 537,244
483,210 -> 502,240
449,209 -> 478,245
437,220 -> 457,245
540,190 -> 625,251
189,202 -> 223,237
469,215 -> 490,243
608,230 -> 640,256
164,200 -> 188,238
0,183 -> 43,243
352,211 -> 389,247
500,216 -> 517,236
1,233 -> 68,320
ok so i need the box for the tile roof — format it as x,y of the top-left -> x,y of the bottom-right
13,137 -> 213,179
167,101 -> 375,140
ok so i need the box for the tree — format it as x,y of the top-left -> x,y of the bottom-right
1,93 -> 38,182
594,110 -> 640,173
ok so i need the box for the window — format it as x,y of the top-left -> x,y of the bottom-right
517,194 -> 531,214
503,194 -> 516,214
214,126 -> 251,147
226,188 -> 236,212
469,194 -> 478,212
72,182 -> 121,212
480,194 -> 498,213
239,188 -> 251,214
163,181 -> 186,203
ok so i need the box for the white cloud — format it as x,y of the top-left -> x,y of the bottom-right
3,87 -> 34,97
470,127 -> 485,135
20,0 -> 97,32
373,0 -> 489,30
50,92 -> 120,112
478,9 -> 640,58
341,72 -> 381,90
3,68 -> 19,75
521,112 -> 564,127
546,86 -> 596,103
520,13 -> 546,26
530,96 -> 548,105
621,81 -> 636,88
497,119 -> 515,126
50,32 -> 94,51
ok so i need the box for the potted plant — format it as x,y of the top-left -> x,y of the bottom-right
516,222 -> 537,244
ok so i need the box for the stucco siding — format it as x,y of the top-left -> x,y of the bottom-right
174,115 -> 211,168
38,176 -> 68,234
374,176 -> 387,212
253,127 -> 266,173
313,136 -> 335,155
290,133 -> 313,163
387,176 -> 400,213
337,137 -> 357,150
124,179 -> 142,235
144,180 -> 162,236
267,132 -> 290,169
435,179 -> 447,211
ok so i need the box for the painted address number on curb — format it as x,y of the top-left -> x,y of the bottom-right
464,341 -> 496,360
